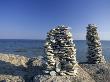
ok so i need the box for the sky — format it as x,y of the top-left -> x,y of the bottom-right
0,0 -> 110,40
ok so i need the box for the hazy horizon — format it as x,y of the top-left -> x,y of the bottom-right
0,39 -> 109,41
0,0 -> 110,40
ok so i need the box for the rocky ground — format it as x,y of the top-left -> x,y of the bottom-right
80,63 -> 110,82
33,65 -> 95,82
0,54 -> 109,82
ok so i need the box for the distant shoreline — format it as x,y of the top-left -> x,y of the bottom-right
0,39 -> 109,41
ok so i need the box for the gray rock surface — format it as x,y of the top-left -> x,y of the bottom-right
0,54 -> 28,82
80,64 -> 110,82
0,75 -> 24,82
33,65 -> 95,82
0,54 -> 29,67
0,53 -> 109,82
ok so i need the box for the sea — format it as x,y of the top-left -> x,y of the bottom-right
0,39 -> 109,63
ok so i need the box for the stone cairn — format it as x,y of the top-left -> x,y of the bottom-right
44,25 -> 78,76
86,24 -> 106,64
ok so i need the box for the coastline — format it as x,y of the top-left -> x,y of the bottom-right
0,53 -> 109,82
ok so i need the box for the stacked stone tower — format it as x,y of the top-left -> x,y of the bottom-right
86,24 -> 106,64
44,25 -> 78,76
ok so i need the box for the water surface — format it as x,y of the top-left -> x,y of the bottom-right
0,39 -> 109,62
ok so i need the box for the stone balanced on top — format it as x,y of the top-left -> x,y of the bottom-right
44,25 -> 78,76
86,24 -> 106,64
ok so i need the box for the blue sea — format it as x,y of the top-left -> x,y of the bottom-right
0,39 -> 109,63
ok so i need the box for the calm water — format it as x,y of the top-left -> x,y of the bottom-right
0,39 -> 109,62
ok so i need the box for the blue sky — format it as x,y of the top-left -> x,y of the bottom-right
0,0 -> 110,40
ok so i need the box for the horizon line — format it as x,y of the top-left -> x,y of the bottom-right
0,39 -> 109,41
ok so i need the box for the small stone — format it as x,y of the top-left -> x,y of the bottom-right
65,63 -> 73,69
60,72 -> 66,76
46,52 -> 54,56
43,70 -> 50,74
56,68 -> 60,73
65,72 -> 74,76
49,62 -> 55,66
50,71 -> 56,76
55,62 -> 61,72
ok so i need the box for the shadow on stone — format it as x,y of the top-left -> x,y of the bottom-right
0,60 -> 26,82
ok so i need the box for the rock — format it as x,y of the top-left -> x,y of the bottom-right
33,65 -> 95,82
26,57 -> 44,77
0,53 -> 109,82
44,25 -> 78,76
56,68 -> 60,73
86,24 -> 106,64
59,71 -> 67,76
80,63 -> 110,82
55,62 -> 61,72
0,54 -> 29,81
43,70 -> 50,74
0,53 -> 29,67
0,75 -> 24,82
50,71 -> 56,76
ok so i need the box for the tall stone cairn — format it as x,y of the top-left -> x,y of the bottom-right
44,25 -> 78,76
86,24 -> 106,64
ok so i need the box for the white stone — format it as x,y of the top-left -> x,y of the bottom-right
50,71 -> 56,76
44,70 -> 50,74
